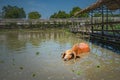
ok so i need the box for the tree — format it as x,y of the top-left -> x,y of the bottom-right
2,5 -> 26,18
70,6 -> 88,18
94,13 -> 102,17
50,10 -> 69,18
50,13 -> 57,18
58,11 -> 70,18
70,7 -> 81,17
28,11 -> 41,19
0,12 -> 2,18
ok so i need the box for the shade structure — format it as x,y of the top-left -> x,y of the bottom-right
75,0 -> 120,15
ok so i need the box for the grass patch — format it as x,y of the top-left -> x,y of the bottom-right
32,73 -> 36,77
19,67 -> 23,70
76,70 -> 82,75
36,52 -> 40,55
0,60 -> 4,63
109,60 -> 113,63
72,69 -> 75,72
97,65 -> 100,68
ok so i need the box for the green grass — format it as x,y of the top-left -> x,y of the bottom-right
36,52 -> 40,55
93,24 -> 120,30
19,67 -> 23,70
76,70 -> 82,75
32,73 -> 36,77
0,60 -> 4,63
97,65 -> 100,68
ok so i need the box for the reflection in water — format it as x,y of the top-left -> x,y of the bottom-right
0,31 -> 83,50
0,30 -> 120,80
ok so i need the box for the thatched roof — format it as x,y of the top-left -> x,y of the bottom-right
75,0 -> 120,15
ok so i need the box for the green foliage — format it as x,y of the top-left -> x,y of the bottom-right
80,13 -> 89,17
36,52 -> 40,55
28,11 -> 41,19
32,73 -> 36,77
94,13 -> 120,17
19,67 -> 23,70
50,13 -> 57,18
116,24 -> 120,29
50,10 -> 69,18
5,22 -> 17,29
0,12 -> 2,18
50,6 -> 88,18
2,5 -> 26,18
75,70 -> 82,75
94,13 -> 102,17
97,65 -> 100,68
0,60 -> 4,63
70,6 -> 88,18
70,6 -> 81,17
112,14 -> 120,17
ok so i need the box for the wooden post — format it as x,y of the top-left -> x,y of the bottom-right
91,11 -> 94,34
101,5 -> 104,36
106,7 -> 108,30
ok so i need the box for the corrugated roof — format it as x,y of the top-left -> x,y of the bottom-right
75,0 -> 120,15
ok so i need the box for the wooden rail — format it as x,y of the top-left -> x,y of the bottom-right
69,21 -> 120,45
90,33 -> 120,45
0,18 -> 89,26
86,21 -> 120,25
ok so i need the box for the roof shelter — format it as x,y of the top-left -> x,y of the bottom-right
75,0 -> 120,45
75,0 -> 120,15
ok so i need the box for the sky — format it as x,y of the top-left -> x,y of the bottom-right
0,0 -> 97,19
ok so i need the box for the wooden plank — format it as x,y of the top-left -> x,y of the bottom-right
91,33 -> 120,40
93,29 -> 120,32
86,21 -> 120,25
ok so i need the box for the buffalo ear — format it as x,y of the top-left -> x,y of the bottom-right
70,53 -> 74,58
72,51 -> 76,60
61,53 -> 65,58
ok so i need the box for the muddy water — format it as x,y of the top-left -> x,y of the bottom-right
0,30 -> 120,80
